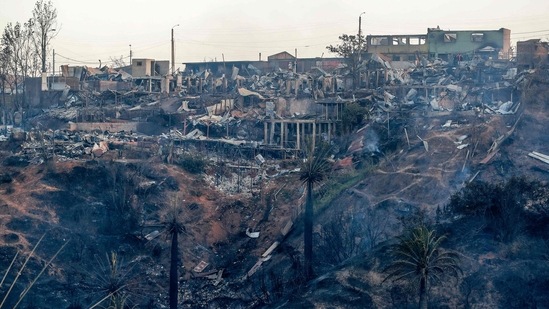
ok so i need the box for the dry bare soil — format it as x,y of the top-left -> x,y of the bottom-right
2,102 -> 549,308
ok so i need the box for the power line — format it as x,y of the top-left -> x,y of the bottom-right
177,20 -> 353,35
177,33 -> 341,45
55,53 -> 98,65
511,33 -> 549,40
512,29 -> 549,35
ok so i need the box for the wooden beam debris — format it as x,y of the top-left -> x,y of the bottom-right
193,260 -> 209,273
480,113 -> 523,164
144,230 -> 160,241
262,241 -> 280,258
468,170 -> 480,183
417,135 -> 429,152
404,128 -> 410,149
528,151 -> 549,165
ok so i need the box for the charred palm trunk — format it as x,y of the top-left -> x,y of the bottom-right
304,181 -> 314,279
419,276 -> 428,309
169,229 -> 179,309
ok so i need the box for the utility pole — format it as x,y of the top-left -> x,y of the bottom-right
129,44 -> 132,67
52,49 -> 55,80
294,48 -> 298,72
358,12 -> 365,61
171,24 -> 180,75
357,12 -> 365,90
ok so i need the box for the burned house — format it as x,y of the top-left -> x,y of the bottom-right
184,60 -> 268,77
517,39 -> 549,69
268,51 -> 297,71
184,52 -> 344,76
131,58 -> 169,77
132,58 -> 171,93
366,34 -> 428,62
365,27 -> 511,63
427,27 -> 511,61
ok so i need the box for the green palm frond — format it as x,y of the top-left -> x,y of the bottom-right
384,225 -> 462,285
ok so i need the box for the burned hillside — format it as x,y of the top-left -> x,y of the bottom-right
2,31 -> 549,308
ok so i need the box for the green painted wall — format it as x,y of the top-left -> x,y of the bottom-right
427,28 -> 510,58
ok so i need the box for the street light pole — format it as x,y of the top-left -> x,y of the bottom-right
358,12 -> 365,58
171,24 -> 180,75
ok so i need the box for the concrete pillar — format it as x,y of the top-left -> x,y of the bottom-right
176,75 -> 182,91
280,121 -> 284,148
296,122 -> 300,150
264,122 -> 268,144
270,121 -> 275,145
161,76 -> 169,94
284,123 -> 289,148
41,72 -> 48,91
312,122 -> 316,150
286,80 -> 291,95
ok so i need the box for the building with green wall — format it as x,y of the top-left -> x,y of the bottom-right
365,27 -> 511,62
427,27 -> 511,61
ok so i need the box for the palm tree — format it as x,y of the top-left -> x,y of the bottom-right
141,196 -> 186,309
163,208 -> 185,309
384,225 -> 461,309
87,252 -> 138,309
299,145 -> 330,279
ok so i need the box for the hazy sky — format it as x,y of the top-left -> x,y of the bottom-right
1,0 -> 549,71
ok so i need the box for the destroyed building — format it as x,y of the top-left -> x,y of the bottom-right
517,39 -> 549,69
184,51 -> 343,76
366,27 -> 511,63
4,25 -> 542,169
366,33 -> 428,61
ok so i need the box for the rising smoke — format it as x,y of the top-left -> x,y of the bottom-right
363,128 -> 380,154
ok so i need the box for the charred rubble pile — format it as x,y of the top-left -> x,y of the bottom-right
363,54 -> 527,115
15,129 -> 147,164
1,53 -> 543,169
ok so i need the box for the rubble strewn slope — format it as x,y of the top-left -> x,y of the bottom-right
270,71 -> 549,308
2,60 -> 549,308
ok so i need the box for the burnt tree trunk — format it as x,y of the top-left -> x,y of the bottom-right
304,181 -> 313,279
169,229 -> 179,309
419,276 -> 428,309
